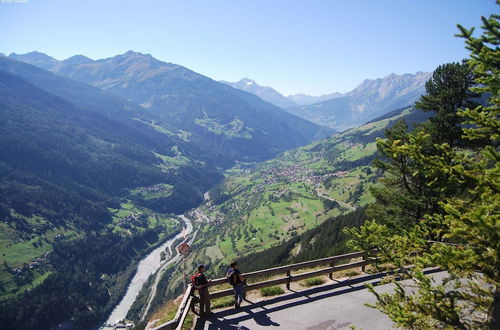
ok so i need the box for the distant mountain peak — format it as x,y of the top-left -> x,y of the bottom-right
9,51 -> 57,61
120,50 -> 155,59
63,55 -> 94,65
9,51 -> 60,71
221,78 -> 297,108
124,50 -> 143,56
107,51 -> 182,72
240,78 -> 256,86
10,51 -> 57,61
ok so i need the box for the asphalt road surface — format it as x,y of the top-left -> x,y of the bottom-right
195,270 -> 446,330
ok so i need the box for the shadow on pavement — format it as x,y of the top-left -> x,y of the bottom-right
194,273 -> 384,329
194,269 -> 441,329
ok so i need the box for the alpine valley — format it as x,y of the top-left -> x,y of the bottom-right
137,106 -> 433,327
1,51 -> 431,329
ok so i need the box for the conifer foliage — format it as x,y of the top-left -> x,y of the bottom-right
415,60 -> 478,147
345,6 -> 499,329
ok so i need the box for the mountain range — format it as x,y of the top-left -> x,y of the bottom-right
9,51 -> 333,165
0,56 -> 224,216
223,72 -> 431,131
15,51 -> 430,134
220,78 -> 344,108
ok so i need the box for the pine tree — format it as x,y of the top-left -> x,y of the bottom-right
345,6 -> 499,329
416,61 -> 478,147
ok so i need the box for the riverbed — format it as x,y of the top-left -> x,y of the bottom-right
102,216 -> 193,328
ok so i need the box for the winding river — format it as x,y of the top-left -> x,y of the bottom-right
102,216 -> 193,328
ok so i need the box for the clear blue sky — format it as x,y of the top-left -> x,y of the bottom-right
0,0 -> 497,95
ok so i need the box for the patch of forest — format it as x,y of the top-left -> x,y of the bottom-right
0,226 -> 180,330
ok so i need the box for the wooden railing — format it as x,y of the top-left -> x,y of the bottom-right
209,250 -> 370,299
151,284 -> 194,330
152,250 -> 375,330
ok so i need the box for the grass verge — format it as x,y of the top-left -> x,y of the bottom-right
301,277 -> 325,287
260,286 -> 284,297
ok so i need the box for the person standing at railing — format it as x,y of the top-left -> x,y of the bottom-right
227,261 -> 246,308
192,264 -> 212,316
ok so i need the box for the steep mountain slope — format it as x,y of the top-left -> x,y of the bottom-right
10,51 -> 333,164
286,72 -> 431,131
0,63 -> 221,329
0,56 -> 222,213
220,78 -> 297,108
287,92 -> 344,106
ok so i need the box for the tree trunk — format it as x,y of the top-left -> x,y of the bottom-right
490,288 -> 500,329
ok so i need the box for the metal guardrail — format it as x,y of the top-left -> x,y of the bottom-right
152,250 -> 374,330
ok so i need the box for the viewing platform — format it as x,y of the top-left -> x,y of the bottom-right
150,250 -> 444,330
194,270 -> 445,329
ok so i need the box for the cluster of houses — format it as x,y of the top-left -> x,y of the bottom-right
134,184 -> 170,196
103,321 -> 135,329
258,164 -> 349,187
11,251 -> 50,275
111,321 -> 134,329
192,164 -> 351,229
118,213 -> 149,229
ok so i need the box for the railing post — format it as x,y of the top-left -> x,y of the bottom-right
190,286 -> 197,314
361,253 -> 366,272
286,269 -> 291,290
329,262 -> 334,280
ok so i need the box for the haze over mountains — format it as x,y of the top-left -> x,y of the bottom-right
287,92 -> 344,106
12,51 -> 431,134
221,78 -> 345,108
286,72 -> 431,130
0,55 -> 224,215
221,78 -> 298,109
223,72 -> 431,131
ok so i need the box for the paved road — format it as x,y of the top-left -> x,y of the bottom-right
195,270 -> 446,330
315,190 -> 356,212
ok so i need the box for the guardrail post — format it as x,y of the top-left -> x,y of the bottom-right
329,262 -> 334,280
361,254 -> 366,272
286,270 -> 291,290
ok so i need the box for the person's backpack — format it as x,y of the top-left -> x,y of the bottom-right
226,269 -> 237,286
191,272 -> 201,290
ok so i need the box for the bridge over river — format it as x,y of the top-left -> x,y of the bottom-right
194,270 -> 446,330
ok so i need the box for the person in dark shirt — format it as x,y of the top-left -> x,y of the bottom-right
227,261 -> 245,308
194,264 -> 212,316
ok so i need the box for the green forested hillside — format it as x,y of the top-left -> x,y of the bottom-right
0,68 -> 219,328
235,208 -> 367,272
